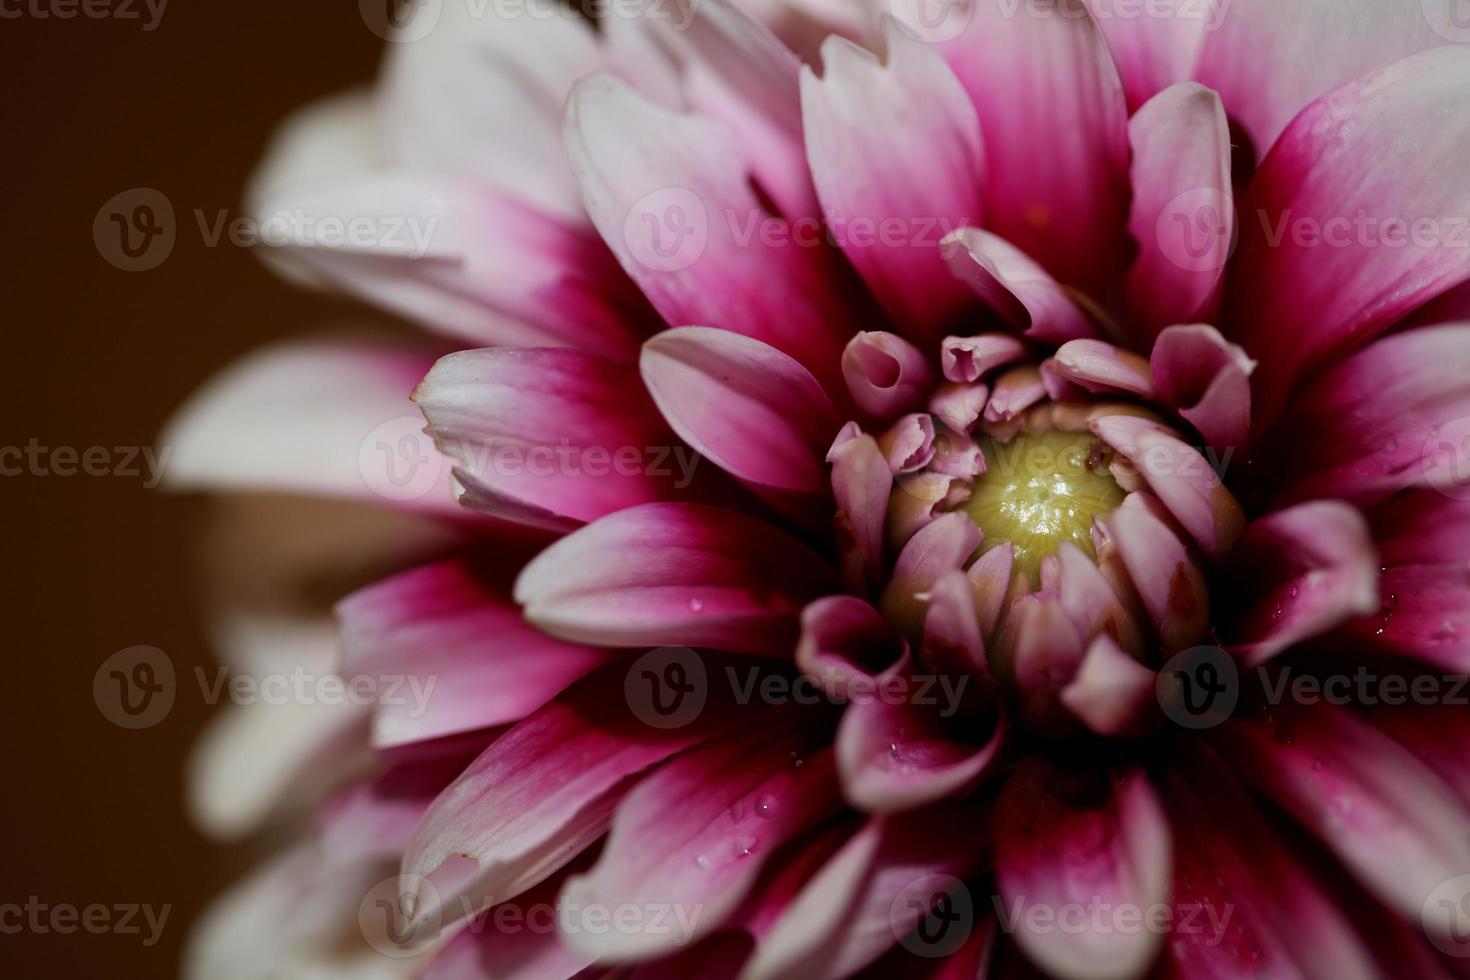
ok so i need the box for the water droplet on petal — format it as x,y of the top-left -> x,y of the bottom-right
689,598 -> 704,612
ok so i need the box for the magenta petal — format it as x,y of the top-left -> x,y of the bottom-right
556,721 -> 841,961
837,694 -> 1003,814
1267,324 -> 1470,506
641,327 -> 837,494
565,73 -> 855,384
318,754 -> 475,865
1214,701 -> 1470,939
402,661 -> 747,933
1348,564 -> 1470,673
923,569 -> 986,676
1123,82 -> 1232,343
337,560 -> 614,748
1092,414 -> 1245,560
1149,324 -> 1255,452
1223,501 -> 1379,665
1059,635 -> 1156,737
740,803 -> 992,980
424,872 -> 595,980
913,2 -> 1129,294
944,228 -> 1097,344
1230,48 -> 1470,424
1157,744 -> 1380,979
842,330 -> 935,419
414,347 -> 680,527
1052,340 -> 1156,399
801,23 -> 984,346
514,503 -> 840,654
880,512 -> 982,631
829,431 -> 893,595
1103,493 -> 1209,654
941,333 -> 1028,384
796,595 -> 908,699
995,761 -> 1171,980
1082,0 -> 1207,109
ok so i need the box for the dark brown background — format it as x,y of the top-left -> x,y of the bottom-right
3,6 -> 388,977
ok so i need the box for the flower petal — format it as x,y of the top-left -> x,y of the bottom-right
1222,500 -> 1379,665
842,331 -> 935,420
1052,340 -> 1156,399
944,228 -> 1097,344
1123,82 -> 1232,343
1149,324 -> 1255,452
514,503 -> 840,654
829,431 -> 893,595
801,22 -> 984,346
1082,0 -> 1208,109
796,595 -> 908,700
1102,493 -> 1209,654
641,327 -> 837,494
556,720 -> 841,961
1059,635 -> 1156,737
337,559 -> 614,749
995,761 -> 1171,980
1230,48 -> 1470,424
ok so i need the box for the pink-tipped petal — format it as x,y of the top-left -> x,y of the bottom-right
1082,0 -> 1208,109
641,327 -> 837,494
557,721 -> 841,962
801,23 -> 984,346
1059,635 -> 1156,737
944,228 -> 1097,344
842,330 -> 935,419
1053,340 -> 1157,399
995,762 -> 1171,980
514,503 -> 839,654
337,560 -> 614,749
414,347 -> 683,527
1223,500 -> 1380,665
880,513 -> 982,631
1214,701 -> 1470,939
796,595 -> 909,700
1149,324 -> 1255,452
830,431 -> 893,595
1230,48 -> 1470,425
1124,82 -> 1232,343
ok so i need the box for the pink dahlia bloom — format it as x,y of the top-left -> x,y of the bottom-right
170,1 -> 1470,977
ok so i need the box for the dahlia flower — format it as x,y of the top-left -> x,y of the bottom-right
169,0 -> 1470,977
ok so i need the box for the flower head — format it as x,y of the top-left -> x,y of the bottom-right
171,1 -> 1470,977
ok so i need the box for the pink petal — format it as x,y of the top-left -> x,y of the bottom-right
1265,324 -> 1470,506
1091,415 -> 1245,560
995,762 -> 1171,980
829,431 -> 893,595
424,872 -> 596,980
944,228 -> 1098,344
556,721 -> 841,961
984,366 -> 1047,424
801,23 -> 984,346
1156,744 -> 1381,979
1059,635 -> 1156,737
740,804 -> 992,980
337,560 -> 614,749
641,327 -> 837,494
877,414 -> 937,474
928,382 -> 990,434
402,661 -> 747,933
1149,324 -> 1255,452
1229,48 -> 1470,425
1213,701 -> 1470,939
923,569 -> 986,676
414,347 -> 685,527
1194,0 -> 1454,156
941,333 -> 1028,384
967,543 -> 1015,644
913,2 -> 1130,294
318,753 -> 476,865
1082,0 -> 1208,109
1222,500 -> 1379,665
1053,340 -> 1157,399
842,330 -> 935,420
514,503 -> 840,654
796,595 -> 908,700
1102,493 -> 1209,654
1056,542 -> 1144,658
161,339 -> 460,514
1347,564 -> 1470,673
880,513 -> 982,632
565,73 -> 855,385
1123,82 -> 1232,343
837,694 -> 1003,814
993,594 -> 1086,730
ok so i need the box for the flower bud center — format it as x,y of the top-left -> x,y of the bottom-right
964,430 -> 1124,577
